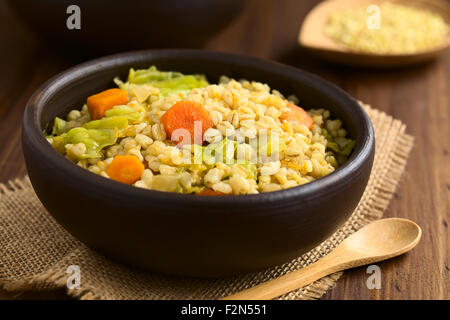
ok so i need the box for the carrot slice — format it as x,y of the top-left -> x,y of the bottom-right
161,100 -> 213,145
87,88 -> 129,120
106,155 -> 145,185
196,189 -> 225,196
280,102 -> 314,129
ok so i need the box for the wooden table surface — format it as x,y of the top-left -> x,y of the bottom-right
0,0 -> 448,300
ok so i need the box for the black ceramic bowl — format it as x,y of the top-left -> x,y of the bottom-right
22,50 -> 374,277
8,0 -> 247,55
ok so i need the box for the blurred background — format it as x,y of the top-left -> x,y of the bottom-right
6,0 -> 248,53
0,0 -> 448,300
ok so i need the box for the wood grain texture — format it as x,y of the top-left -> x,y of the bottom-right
0,0 -> 448,299
223,219 -> 422,300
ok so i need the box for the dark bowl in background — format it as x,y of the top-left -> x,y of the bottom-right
7,0 -> 247,55
22,50 -> 375,277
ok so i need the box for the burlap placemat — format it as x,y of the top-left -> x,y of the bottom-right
0,104 -> 414,300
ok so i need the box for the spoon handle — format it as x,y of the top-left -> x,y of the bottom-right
221,252 -> 343,300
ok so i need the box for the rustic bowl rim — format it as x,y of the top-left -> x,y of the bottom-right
23,49 -> 375,207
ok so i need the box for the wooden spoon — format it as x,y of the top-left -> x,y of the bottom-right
298,0 -> 450,67
222,218 -> 421,300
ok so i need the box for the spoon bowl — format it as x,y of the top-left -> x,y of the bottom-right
344,218 -> 422,256
298,0 -> 450,67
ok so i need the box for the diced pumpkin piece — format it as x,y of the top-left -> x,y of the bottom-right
280,102 -> 314,129
196,189 -> 225,196
87,88 -> 128,120
161,100 -> 213,145
106,155 -> 144,185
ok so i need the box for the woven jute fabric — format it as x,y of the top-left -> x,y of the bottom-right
0,104 -> 414,300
